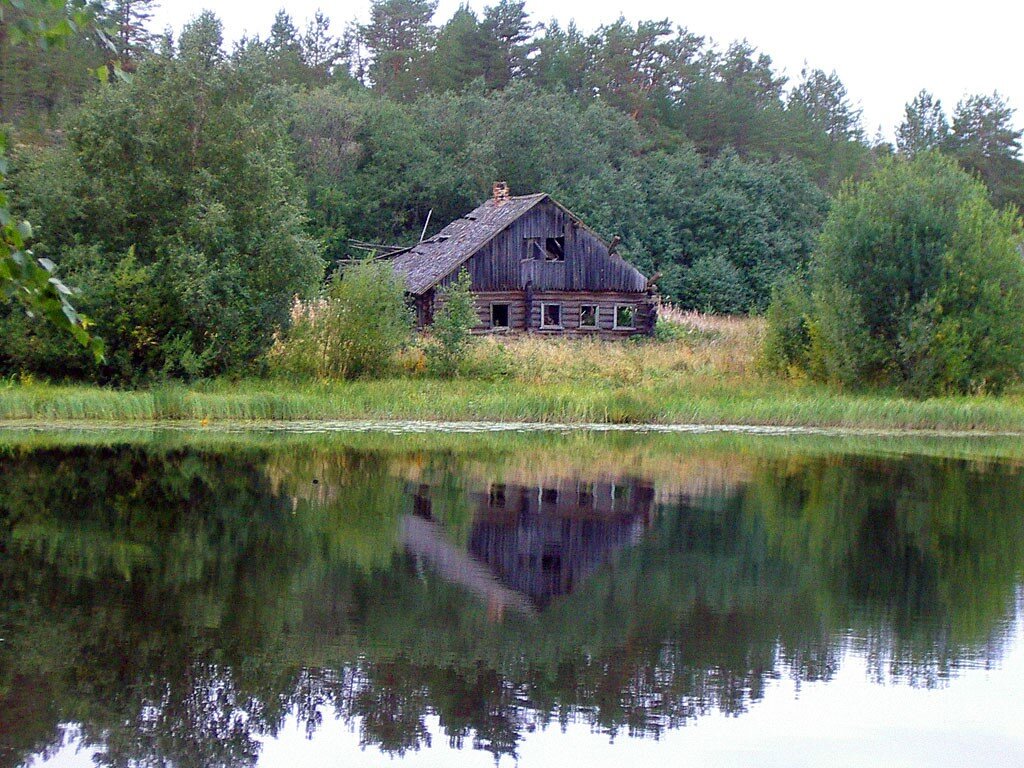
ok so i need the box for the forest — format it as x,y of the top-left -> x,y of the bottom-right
1,0 -> 1023,388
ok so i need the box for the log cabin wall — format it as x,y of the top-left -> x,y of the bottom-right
431,290 -> 657,337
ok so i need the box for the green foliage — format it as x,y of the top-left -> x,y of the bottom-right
760,277 -> 812,375
270,260 -> 412,380
679,252 -> 750,313
428,268 -> 476,377
769,152 -> 1024,394
2,13 -> 324,383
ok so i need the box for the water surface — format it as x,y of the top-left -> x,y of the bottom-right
1,427 -> 1022,767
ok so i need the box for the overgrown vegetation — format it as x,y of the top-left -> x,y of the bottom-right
1,1 -> 1022,400
268,260 -> 412,380
427,269 -> 477,377
765,153 -> 1024,395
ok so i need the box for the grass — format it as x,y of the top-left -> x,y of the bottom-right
2,313 -> 1024,432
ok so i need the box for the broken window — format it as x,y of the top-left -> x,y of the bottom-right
491,303 -> 510,329
614,304 -> 635,329
541,303 -> 562,328
579,304 -> 598,329
544,236 -> 565,261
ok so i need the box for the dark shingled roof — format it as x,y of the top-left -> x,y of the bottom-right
389,193 -> 549,295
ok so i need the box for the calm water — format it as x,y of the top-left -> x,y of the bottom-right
1,427 -> 1023,767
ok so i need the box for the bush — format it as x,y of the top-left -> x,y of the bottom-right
760,277 -> 813,375
766,152 -> 1024,394
269,261 -> 411,380
678,252 -> 752,314
427,269 -> 477,377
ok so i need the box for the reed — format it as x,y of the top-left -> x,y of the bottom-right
2,316 -> 1023,431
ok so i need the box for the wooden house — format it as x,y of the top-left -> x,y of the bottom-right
388,184 -> 657,337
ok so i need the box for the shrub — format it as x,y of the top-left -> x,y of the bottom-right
760,278 -> 813,375
427,269 -> 477,377
679,252 -> 752,314
269,260 -> 411,380
766,152 -> 1024,394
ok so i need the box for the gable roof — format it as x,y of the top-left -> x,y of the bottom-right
388,193 -> 548,295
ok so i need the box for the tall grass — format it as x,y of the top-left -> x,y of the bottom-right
2,314 -> 1023,431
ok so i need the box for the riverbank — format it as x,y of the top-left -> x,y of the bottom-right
2,377 -> 1023,432
3,317 -> 1023,432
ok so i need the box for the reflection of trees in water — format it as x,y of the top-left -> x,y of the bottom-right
0,443 -> 1022,767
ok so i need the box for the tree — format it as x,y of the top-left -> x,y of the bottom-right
428,5 -> 487,92
4,11 -> 322,381
105,0 -> 158,69
787,68 -> 863,142
362,0 -> 438,100
302,9 -> 342,82
0,0 -> 102,359
947,92 -> 1024,211
766,152 -> 1024,394
896,90 -> 949,157
269,259 -> 412,380
479,0 -> 533,89
428,268 -> 475,376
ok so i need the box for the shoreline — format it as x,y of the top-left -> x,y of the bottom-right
2,379 -> 1023,434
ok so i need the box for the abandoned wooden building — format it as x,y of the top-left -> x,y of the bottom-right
388,184 -> 657,337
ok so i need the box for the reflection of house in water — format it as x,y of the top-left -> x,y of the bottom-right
469,480 -> 654,607
404,477 -> 654,613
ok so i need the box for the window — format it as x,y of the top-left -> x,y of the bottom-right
491,303 -> 510,330
577,482 -> 594,508
579,304 -> 598,329
540,303 -> 562,329
544,236 -> 565,261
614,304 -> 636,329
524,235 -> 566,261
489,483 -> 506,508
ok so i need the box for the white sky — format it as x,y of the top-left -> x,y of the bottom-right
150,1 -> 1024,141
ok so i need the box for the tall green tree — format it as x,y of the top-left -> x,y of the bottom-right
479,0 -> 533,89
105,0 -> 157,69
362,0 -> 437,100
428,5 -> 486,92
947,92 -> 1024,210
3,10 -> 322,381
895,90 -> 949,157
767,152 -> 1024,394
787,68 -> 863,142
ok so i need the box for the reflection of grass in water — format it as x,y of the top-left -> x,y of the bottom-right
3,424 -> 1024,464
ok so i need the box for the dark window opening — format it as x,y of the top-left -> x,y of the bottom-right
542,488 -> 559,504
577,482 -> 594,508
541,303 -> 562,328
489,483 -> 507,508
544,236 -> 565,261
580,305 -> 598,329
491,303 -> 510,329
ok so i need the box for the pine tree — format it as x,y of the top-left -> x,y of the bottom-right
361,0 -> 438,99
896,90 -> 949,157
108,0 -> 158,70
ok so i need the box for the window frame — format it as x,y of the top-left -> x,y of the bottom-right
540,302 -> 563,329
614,304 -> 636,330
490,302 -> 511,330
579,304 -> 599,330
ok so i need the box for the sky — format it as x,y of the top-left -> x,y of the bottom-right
150,1 -> 1024,141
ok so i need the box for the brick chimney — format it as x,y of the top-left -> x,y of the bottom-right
492,181 -> 510,205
